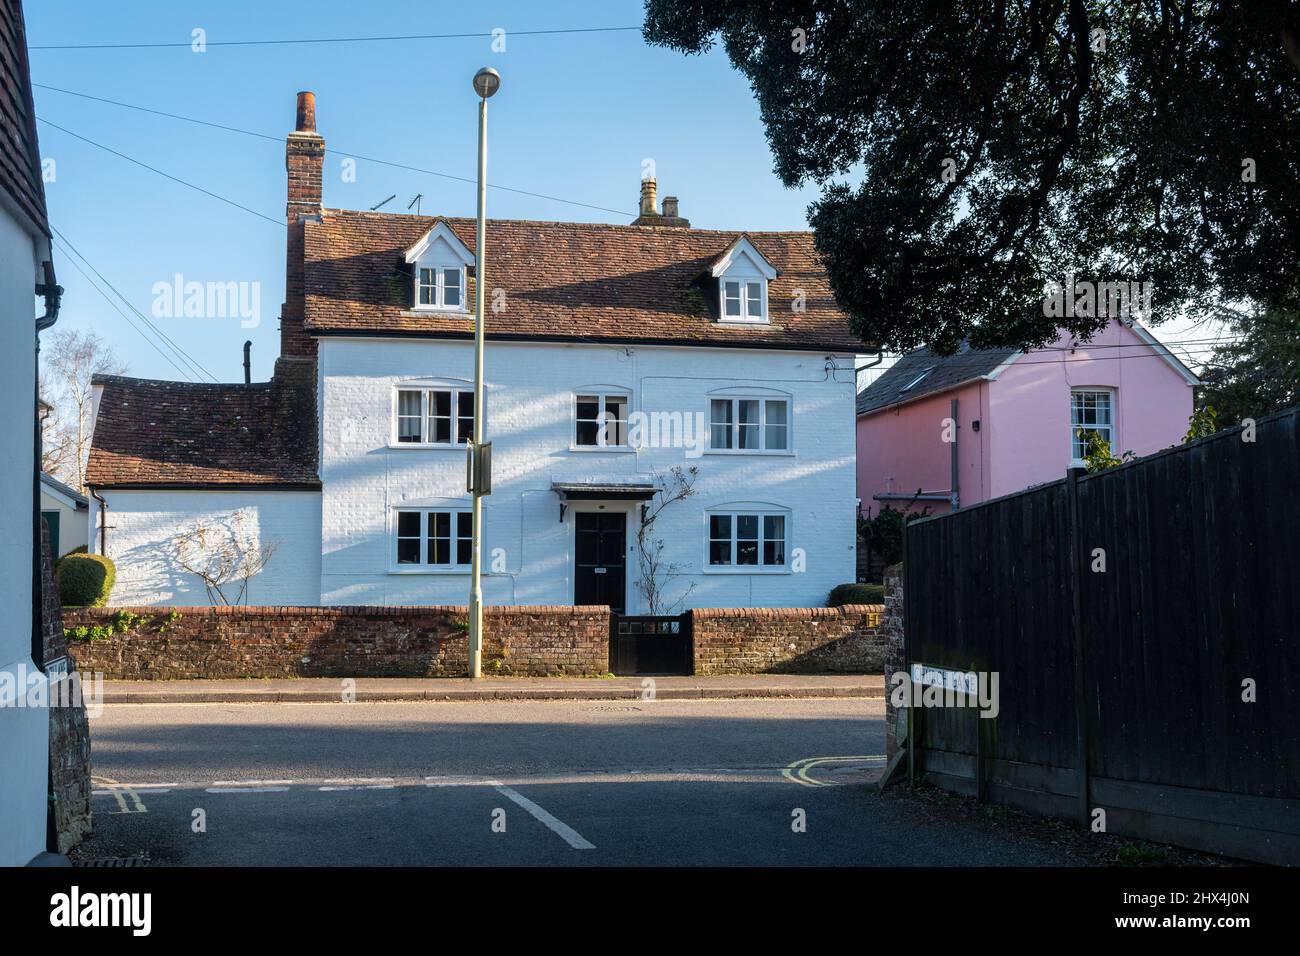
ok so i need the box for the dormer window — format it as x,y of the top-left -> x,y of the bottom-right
722,279 -> 766,322
404,220 -> 474,313
709,235 -> 776,325
418,267 -> 463,309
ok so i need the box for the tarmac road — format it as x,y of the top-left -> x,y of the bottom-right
79,697 -> 1086,866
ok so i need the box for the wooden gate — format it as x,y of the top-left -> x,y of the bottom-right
610,614 -> 692,675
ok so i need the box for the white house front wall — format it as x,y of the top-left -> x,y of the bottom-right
91,490 -> 322,606
318,338 -> 857,610
0,206 -> 48,865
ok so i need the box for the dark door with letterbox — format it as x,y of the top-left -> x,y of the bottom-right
574,512 -> 626,614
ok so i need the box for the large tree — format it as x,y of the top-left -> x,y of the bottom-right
1198,308 -> 1300,425
644,1 -> 1300,353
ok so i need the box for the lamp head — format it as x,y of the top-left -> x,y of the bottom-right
472,67 -> 501,99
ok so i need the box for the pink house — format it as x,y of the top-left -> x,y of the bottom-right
856,319 -> 1200,517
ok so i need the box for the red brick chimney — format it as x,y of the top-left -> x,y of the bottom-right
281,91 -> 323,360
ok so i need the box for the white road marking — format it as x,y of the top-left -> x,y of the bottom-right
489,781 -> 596,850
213,779 -> 294,786
206,786 -> 291,794
319,777 -> 396,791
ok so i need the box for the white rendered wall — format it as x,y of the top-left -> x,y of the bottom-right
92,490 -> 322,606
0,209 -> 49,865
318,338 -> 858,610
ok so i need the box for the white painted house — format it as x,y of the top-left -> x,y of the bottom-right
86,93 -> 863,612
0,0 -> 57,866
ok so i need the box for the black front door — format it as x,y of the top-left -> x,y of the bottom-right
575,512 -> 626,613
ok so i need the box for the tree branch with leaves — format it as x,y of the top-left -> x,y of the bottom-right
644,1 -> 1300,354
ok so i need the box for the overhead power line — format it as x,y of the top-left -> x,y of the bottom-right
37,117 -> 285,227
51,238 -> 201,382
52,226 -> 220,383
29,26 -> 642,51
33,84 -> 637,218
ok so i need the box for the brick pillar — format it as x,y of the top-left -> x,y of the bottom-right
881,563 -> 906,761
282,91 -> 323,361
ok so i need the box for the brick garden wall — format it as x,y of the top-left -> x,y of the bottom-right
691,605 -> 885,675
65,605 -> 610,679
65,602 -> 889,679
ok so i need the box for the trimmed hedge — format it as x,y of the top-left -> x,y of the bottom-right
827,582 -> 884,606
56,553 -> 116,607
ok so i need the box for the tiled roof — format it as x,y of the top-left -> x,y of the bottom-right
856,345 -> 1020,416
86,359 -> 320,488
303,210 -> 868,352
0,0 -> 48,235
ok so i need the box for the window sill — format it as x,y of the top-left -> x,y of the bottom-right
716,317 -> 769,326
388,567 -> 473,576
388,442 -> 470,451
703,566 -> 791,575
703,449 -> 794,458
401,308 -> 471,317
568,444 -> 636,454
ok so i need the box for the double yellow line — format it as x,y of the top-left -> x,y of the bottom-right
782,755 -> 886,787
92,775 -> 148,814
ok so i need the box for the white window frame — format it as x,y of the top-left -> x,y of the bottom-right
392,385 -> 476,447
704,508 -> 791,574
1070,387 -> 1116,465
414,265 -> 466,312
706,395 -> 791,454
390,507 -> 474,573
718,278 -> 767,324
572,390 -> 633,451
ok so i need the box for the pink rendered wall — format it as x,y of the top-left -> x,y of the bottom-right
856,381 -> 988,518
856,320 -> 1195,512
986,321 -> 1194,498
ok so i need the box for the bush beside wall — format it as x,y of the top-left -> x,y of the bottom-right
828,583 -> 885,605
56,553 -> 116,607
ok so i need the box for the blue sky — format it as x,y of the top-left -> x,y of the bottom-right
29,1 -> 824,382
28,1 -> 1220,385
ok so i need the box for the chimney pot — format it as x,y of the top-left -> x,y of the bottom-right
662,196 -> 679,219
639,177 -> 658,217
295,91 -> 317,133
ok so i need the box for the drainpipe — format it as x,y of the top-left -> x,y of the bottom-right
855,351 -> 884,391
89,488 -> 108,554
34,259 -> 61,659
34,258 -> 62,859
949,397 -> 960,510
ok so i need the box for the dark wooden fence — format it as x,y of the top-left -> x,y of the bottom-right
903,406 -> 1300,864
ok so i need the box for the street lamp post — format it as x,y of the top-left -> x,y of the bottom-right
468,67 -> 499,679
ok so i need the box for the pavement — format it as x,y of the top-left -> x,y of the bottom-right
76,695 -> 1091,867
99,673 -> 886,704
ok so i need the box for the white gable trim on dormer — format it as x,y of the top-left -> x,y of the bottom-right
709,236 -> 777,280
403,220 -> 475,266
711,236 -> 777,325
405,221 -> 474,312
